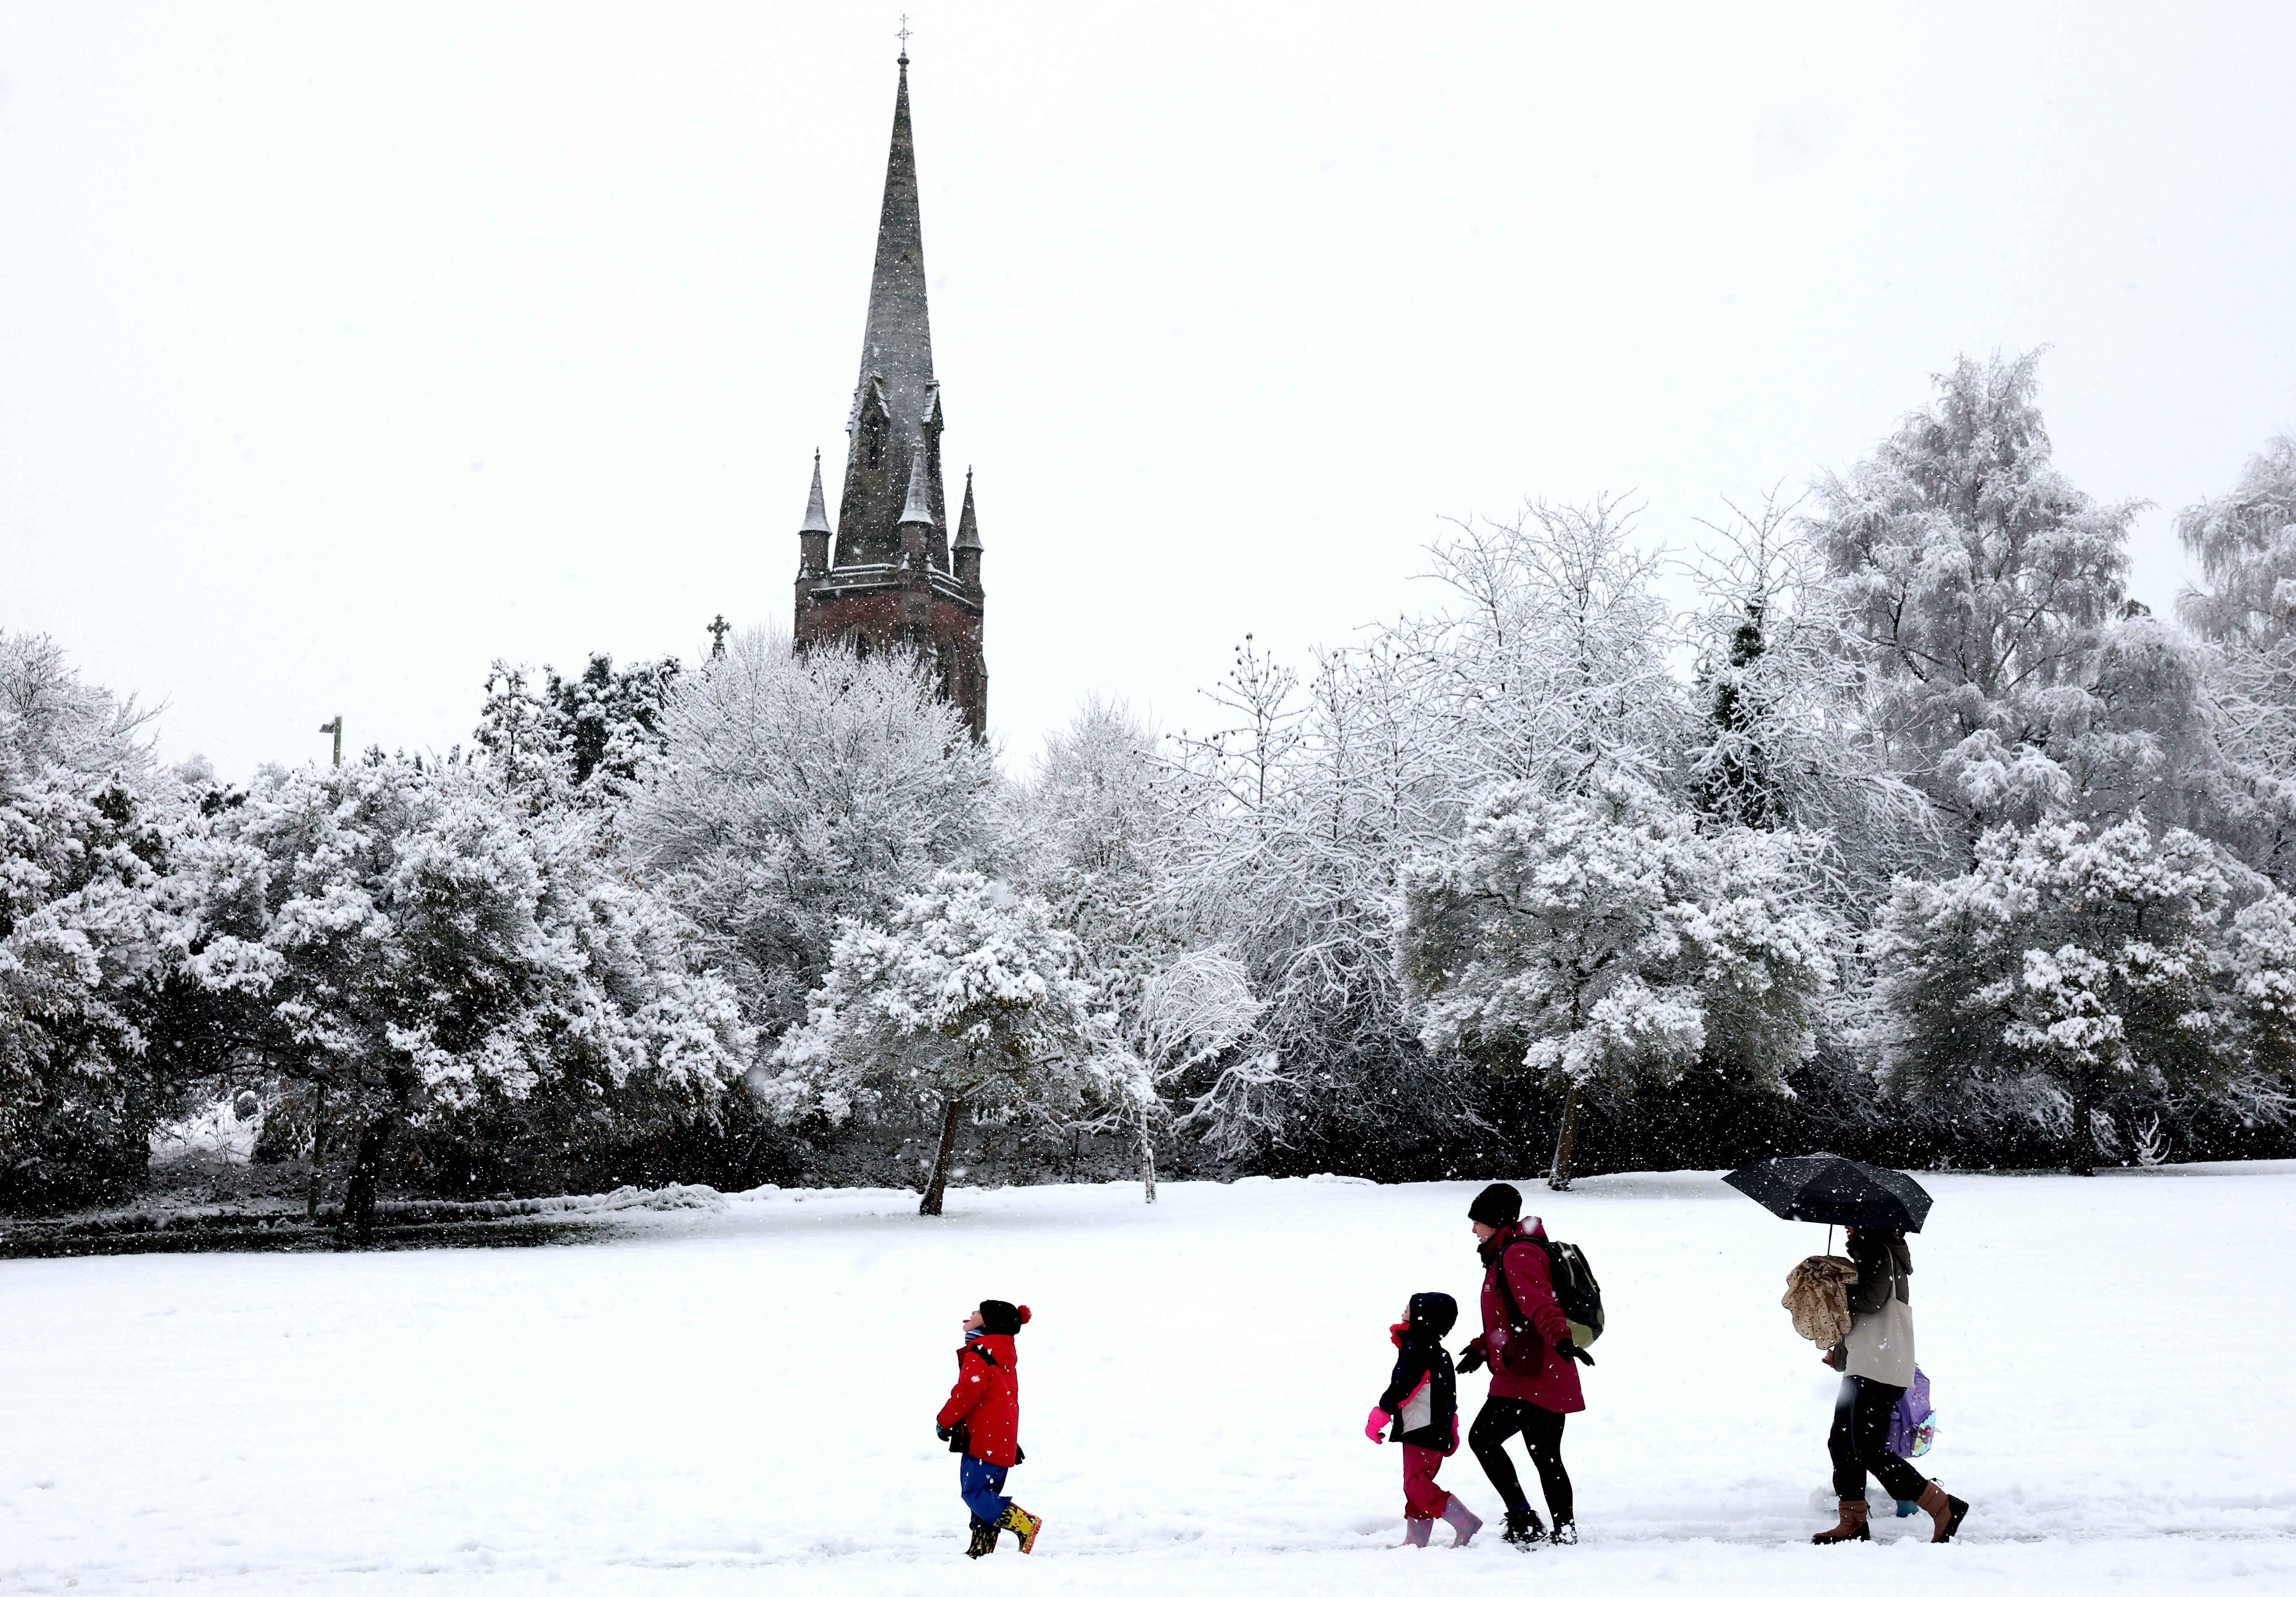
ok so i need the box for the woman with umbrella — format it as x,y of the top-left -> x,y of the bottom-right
1725,1156 -> 1971,1546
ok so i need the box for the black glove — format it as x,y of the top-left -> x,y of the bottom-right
936,1425 -> 954,1442
1457,1345 -> 1487,1374
1555,1339 -> 1594,1366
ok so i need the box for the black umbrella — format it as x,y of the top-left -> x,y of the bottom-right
1723,1155 -> 1933,1234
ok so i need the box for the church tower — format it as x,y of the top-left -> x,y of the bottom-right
793,48 -> 987,741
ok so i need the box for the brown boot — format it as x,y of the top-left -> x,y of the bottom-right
1915,1480 -> 1969,1543
1811,1499 -> 1869,1544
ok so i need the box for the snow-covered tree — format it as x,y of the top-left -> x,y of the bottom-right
1877,816 -> 2225,1173
1154,637 -> 1461,1169
1683,494 -> 1939,895
2226,892 -> 2296,1128
474,651 -> 682,814
0,773 -> 178,1208
1401,772 -> 1833,1188
1809,351 -> 2184,847
1405,497 -> 1686,791
0,630 -> 158,790
2176,437 -> 2296,887
768,870 -> 1145,1214
166,756 -> 747,1233
623,627 -> 1000,1040
0,635 -> 181,1209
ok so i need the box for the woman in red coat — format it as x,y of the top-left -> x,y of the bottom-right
935,1299 -> 1042,1557
1457,1183 -> 1592,1547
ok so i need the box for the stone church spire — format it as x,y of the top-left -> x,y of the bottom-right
793,49 -> 987,745
953,467 -> 982,591
797,448 -> 831,576
835,53 -> 946,571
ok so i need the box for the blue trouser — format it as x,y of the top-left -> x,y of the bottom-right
960,1455 -> 1010,1525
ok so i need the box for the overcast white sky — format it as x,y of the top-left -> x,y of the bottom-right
4,1 -> 2291,780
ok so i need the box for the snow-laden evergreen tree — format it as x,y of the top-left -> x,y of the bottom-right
1401,772 -> 1833,1188
165,755 -> 747,1233
0,774 -> 178,1209
623,627 -> 1000,1042
2228,891 -> 2296,1102
0,633 -> 183,1209
1877,816 -> 2227,1173
1810,352 -> 2212,849
768,870 -> 1147,1214
474,652 -> 682,815
2176,436 -> 2296,888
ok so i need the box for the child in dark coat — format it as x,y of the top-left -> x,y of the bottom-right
936,1299 -> 1042,1558
1365,1291 -> 1483,1547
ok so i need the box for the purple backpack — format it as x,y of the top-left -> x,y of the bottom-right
1887,1366 -> 1935,1459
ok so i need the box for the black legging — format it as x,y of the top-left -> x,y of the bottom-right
1469,1396 -> 1572,1523
1828,1375 -> 1926,1502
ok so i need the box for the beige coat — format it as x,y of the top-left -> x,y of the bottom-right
1782,1255 -> 1858,1346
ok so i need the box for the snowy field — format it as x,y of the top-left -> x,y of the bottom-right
4,1165 -> 2292,1595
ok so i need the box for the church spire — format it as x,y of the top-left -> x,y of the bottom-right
797,447 -> 831,576
835,52 -> 943,569
953,466 -> 983,592
897,451 -> 935,569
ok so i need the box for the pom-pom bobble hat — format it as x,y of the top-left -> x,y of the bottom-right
980,1300 -> 1031,1335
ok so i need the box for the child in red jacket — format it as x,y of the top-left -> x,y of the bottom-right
1366,1291 -> 1483,1547
935,1299 -> 1042,1558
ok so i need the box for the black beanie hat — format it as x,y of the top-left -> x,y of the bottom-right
979,1300 -> 1031,1336
1468,1182 -> 1522,1227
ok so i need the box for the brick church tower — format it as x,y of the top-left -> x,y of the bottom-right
793,49 -> 987,741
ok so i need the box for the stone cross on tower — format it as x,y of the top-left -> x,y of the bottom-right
707,614 -> 731,658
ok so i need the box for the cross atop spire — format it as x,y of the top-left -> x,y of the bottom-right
896,13 -> 912,63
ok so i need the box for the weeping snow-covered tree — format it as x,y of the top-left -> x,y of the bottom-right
1401,773 -> 1833,1188
769,870 -> 1146,1214
624,628 -> 1000,1040
2177,436 -> 2296,888
166,756 -> 748,1233
1877,816 -> 2227,1173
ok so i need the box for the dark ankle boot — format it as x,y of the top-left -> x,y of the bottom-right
1502,1507 -> 1547,1547
1812,1499 -> 1870,1544
1915,1480 -> 1968,1543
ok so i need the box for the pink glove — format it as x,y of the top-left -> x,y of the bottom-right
1365,1406 -> 1389,1444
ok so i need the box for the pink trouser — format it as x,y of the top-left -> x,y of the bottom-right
1403,1444 -> 1453,1521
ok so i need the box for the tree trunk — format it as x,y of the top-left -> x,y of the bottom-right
342,1116 -> 392,1243
920,1095 -> 965,1216
1141,1126 -> 1158,1205
304,1081 -> 329,1222
2068,1073 -> 2099,1177
1548,1080 -> 1586,1191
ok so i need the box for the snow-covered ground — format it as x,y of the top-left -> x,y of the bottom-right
4,1164 -> 2292,1595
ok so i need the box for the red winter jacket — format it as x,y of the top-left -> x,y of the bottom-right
1467,1218 -> 1585,1413
937,1334 -> 1022,1466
